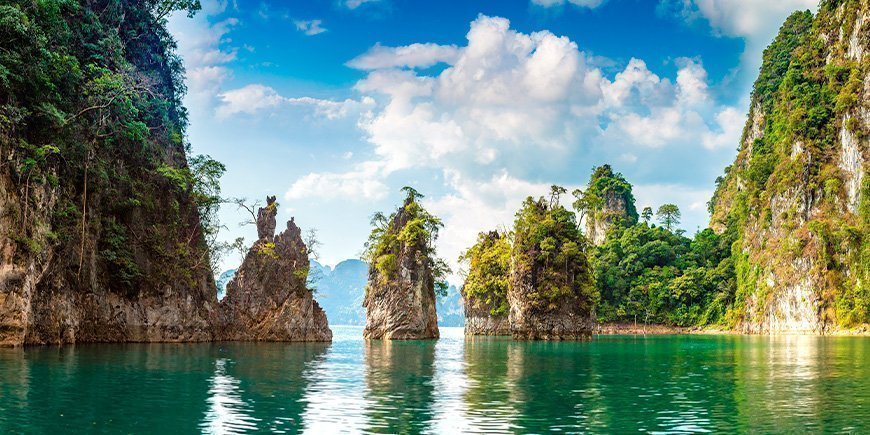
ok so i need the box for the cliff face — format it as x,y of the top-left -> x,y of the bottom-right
577,165 -> 638,246
363,197 -> 440,340
0,0 -> 219,346
460,231 -> 510,336
710,2 -> 869,333
219,198 -> 331,342
508,197 -> 595,340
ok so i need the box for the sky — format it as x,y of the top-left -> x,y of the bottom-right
167,0 -> 818,278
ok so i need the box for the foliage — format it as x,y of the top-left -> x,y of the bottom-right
573,164 -> 639,226
656,204 -> 681,231
512,194 -> 595,311
459,231 -> 511,316
592,222 -> 735,326
363,188 -> 451,297
0,0 -> 224,292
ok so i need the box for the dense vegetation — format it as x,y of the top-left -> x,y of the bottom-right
363,187 -> 450,296
512,191 -> 595,312
578,166 -> 736,326
709,3 -> 869,328
572,164 -> 638,227
459,231 -> 511,316
0,0 -> 226,294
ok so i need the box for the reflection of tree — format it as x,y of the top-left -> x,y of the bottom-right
462,336 -> 518,432
364,340 -> 436,433
505,341 -> 599,432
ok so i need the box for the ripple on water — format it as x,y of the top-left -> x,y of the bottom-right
0,330 -> 868,433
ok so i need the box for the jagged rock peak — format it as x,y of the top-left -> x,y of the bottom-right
220,196 -> 331,342
257,195 -> 278,240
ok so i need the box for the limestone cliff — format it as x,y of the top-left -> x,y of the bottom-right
0,0 -> 218,346
508,197 -> 595,340
460,231 -> 511,336
576,165 -> 638,246
363,193 -> 445,340
709,2 -> 869,333
219,197 -> 331,342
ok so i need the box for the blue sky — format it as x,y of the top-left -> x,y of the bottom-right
168,0 -> 817,276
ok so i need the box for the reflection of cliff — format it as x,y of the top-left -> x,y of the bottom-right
462,337 -> 518,431
203,342 -> 329,433
731,336 -> 836,432
364,340 -> 436,432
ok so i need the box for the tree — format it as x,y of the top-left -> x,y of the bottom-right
549,185 -> 567,207
401,186 -> 424,201
656,204 -> 681,232
641,207 -> 653,223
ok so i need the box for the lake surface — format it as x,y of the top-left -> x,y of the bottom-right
0,326 -> 868,433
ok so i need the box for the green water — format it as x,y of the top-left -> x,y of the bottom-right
0,327 -> 868,433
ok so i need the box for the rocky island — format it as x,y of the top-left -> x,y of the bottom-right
0,0 -> 330,346
508,193 -> 596,340
460,231 -> 511,336
362,188 -> 449,340
219,197 -> 331,342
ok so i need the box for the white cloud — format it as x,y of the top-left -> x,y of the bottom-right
344,0 -> 380,9
285,162 -> 388,201
279,15 -> 740,254
294,19 -> 327,36
215,84 -> 373,119
348,43 -> 461,70
660,0 -> 818,93
702,106 -> 744,150
168,1 -> 240,115
531,0 -> 606,8
216,84 -> 286,117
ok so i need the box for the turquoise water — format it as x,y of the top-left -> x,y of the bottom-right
1,326 -> 868,433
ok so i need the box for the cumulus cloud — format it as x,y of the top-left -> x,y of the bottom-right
215,84 -> 373,119
294,19 -> 327,36
276,15 -> 740,262
347,43 -> 461,70
285,162 -> 388,201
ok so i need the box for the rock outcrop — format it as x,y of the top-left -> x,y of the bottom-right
0,0 -> 219,346
709,4 -> 869,333
363,195 -> 441,340
219,197 -> 331,342
508,197 -> 595,340
578,165 -> 638,246
460,231 -> 511,336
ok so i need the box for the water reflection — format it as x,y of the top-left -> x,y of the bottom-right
0,330 -> 869,433
363,339 -> 437,433
199,342 -> 329,433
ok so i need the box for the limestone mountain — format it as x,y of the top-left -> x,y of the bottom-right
0,0 -> 220,345
574,165 -> 638,246
709,1 -> 869,333
362,189 -> 449,340
508,196 -> 596,340
219,197 -> 331,341
460,231 -> 511,336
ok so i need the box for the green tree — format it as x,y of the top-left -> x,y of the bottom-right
656,204 -> 681,231
364,187 -> 450,297
641,206 -> 653,223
